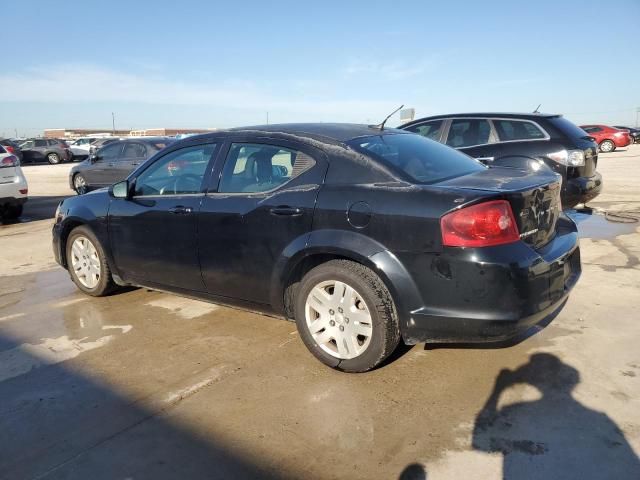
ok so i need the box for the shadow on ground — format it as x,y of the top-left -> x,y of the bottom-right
0,329 -> 282,480
1,195 -> 70,225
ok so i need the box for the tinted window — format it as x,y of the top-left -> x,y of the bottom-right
21,140 -> 34,148
122,143 -> 146,158
34,140 -> 46,147
494,119 -> 546,141
0,145 -> 5,154
135,144 -> 217,196
446,119 -> 491,148
218,143 -> 315,193
349,133 -> 485,184
404,120 -> 444,141
98,142 -> 122,161
581,126 -> 601,133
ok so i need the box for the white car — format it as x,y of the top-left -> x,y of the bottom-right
0,145 -> 28,220
67,137 -> 95,160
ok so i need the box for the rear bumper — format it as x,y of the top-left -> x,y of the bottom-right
400,217 -> 581,344
563,171 -> 602,207
614,136 -> 631,147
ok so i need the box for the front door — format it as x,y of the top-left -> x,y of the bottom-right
111,141 -> 147,184
445,118 -> 497,163
198,140 -> 327,304
109,143 -> 219,291
85,142 -> 124,186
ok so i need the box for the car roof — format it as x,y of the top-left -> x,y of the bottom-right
401,112 -> 562,126
192,123 -> 407,145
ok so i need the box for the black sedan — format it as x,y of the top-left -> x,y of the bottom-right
53,124 -> 580,372
69,137 -> 173,194
400,113 -> 603,208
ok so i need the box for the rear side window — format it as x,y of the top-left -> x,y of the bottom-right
550,117 -> 594,139
404,120 -> 444,141
446,119 -> 491,148
122,143 -> 146,158
218,143 -> 315,193
349,133 -> 485,184
35,140 -> 46,147
581,126 -> 601,133
494,120 -> 546,141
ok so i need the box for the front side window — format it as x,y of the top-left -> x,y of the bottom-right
404,120 -> 444,141
494,119 -> 546,141
350,133 -> 485,184
218,143 -> 315,193
134,144 -> 217,196
97,142 -> 122,162
21,140 -> 34,148
446,119 -> 491,148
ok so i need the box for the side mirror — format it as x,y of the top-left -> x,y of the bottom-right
111,180 -> 130,199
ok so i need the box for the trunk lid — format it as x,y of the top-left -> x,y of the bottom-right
437,167 -> 562,249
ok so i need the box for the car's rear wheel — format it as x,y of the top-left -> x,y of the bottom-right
66,226 -> 117,296
4,205 -> 23,220
599,140 -> 615,153
73,174 -> 88,195
294,259 -> 400,372
47,152 -> 61,164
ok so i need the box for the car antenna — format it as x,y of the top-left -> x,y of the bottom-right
375,104 -> 404,130
533,103 -> 542,113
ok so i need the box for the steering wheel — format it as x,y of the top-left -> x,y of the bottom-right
171,174 -> 201,194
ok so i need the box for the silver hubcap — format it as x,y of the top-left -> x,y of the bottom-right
305,280 -> 373,359
74,175 -> 86,193
601,141 -> 613,152
49,153 -> 59,163
70,236 -> 101,289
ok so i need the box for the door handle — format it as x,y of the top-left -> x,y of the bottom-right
269,206 -> 303,217
168,206 -> 193,214
476,156 -> 494,163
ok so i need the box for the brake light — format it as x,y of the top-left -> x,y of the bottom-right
19,188 -> 28,194
0,155 -> 18,168
5,145 -> 15,153
441,200 -> 520,247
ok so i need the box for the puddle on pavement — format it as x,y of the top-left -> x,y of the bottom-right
566,210 -> 638,239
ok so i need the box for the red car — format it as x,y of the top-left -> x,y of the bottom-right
580,125 -> 632,153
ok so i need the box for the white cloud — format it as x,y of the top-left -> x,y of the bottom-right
343,58 -> 434,81
0,64 -> 396,119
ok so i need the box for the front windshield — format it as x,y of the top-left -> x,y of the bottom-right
349,133 -> 485,184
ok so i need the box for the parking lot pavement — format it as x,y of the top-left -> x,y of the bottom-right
1,148 -> 639,479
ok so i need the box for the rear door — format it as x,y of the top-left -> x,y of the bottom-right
109,143 -> 220,291
445,118 -> 497,162
198,138 -> 327,304
112,141 -> 147,184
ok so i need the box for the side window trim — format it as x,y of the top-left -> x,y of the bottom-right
491,118 -> 550,143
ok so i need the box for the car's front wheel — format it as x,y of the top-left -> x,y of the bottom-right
73,174 -> 88,195
599,139 -> 615,153
47,152 -> 61,164
294,259 -> 400,372
66,226 -> 117,296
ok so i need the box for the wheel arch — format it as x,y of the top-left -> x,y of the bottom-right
271,229 -> 424,340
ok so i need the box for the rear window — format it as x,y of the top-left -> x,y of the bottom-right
548,117 -> 591,139
349,133 -> 485,184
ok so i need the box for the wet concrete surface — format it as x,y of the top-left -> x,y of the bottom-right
1,147 -> 639,479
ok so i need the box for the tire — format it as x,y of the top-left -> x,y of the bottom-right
47,152 -> 61,164
66,225 -> 117,297
73,173 -> 88,195
599,140 -> 615,153
4,204 -> 23,220
294,259 -> 400,373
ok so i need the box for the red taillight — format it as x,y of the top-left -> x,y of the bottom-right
19,188 -> 28,195
0,155 -> 18,168
5,145 -> 15,153
441,200 -> 520,247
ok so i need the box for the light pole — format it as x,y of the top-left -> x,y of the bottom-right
112,112 -> 115,133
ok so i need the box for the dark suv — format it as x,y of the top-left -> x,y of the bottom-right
19,138 -> 72,164
400,113 -> 602,208
53,124 -> 580,372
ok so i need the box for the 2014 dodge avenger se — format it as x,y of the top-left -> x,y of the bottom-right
53,124 -> 581,372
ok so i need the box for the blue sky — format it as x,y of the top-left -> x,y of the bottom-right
1,0 -> 639,136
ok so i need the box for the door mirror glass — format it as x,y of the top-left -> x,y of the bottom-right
111,180 -> 129,199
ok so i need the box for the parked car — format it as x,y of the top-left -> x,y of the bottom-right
0,145 -> 28,220
579,125 -> 632,152
612,126 -> 640,144
0,138 -> 24,162
69,137 -> 173,194
53,124 -> 581,372
88,137 -> 120,154
400,113 -> 602,208
19,138 -> 72,164
67,137 -> 96,160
